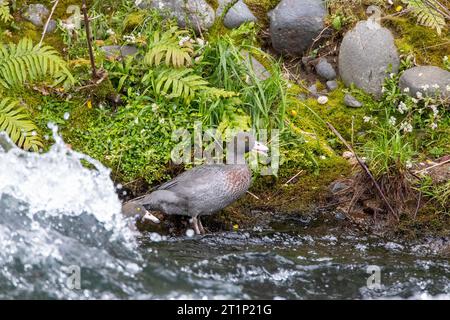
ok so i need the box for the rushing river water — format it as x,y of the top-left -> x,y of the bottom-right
0,129 -> 449,300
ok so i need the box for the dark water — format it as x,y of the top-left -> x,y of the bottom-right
0,131 -> 449,299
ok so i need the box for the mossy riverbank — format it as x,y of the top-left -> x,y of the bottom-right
0,0 -> 448,238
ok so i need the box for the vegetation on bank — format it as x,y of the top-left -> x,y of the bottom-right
0,0 -> 448,234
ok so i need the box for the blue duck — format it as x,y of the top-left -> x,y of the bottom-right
136,132 -> 268,235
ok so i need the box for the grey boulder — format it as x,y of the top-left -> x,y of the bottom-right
338,20 -> 399,99
138,0 -> 215,33
23,3 -> 49,27
316,58 -> 336,80
217,0 -> 257,29
399,66 -> 450,99
269,0 -> 326,56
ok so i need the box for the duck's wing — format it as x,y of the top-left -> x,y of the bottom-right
156,164 -> 226,192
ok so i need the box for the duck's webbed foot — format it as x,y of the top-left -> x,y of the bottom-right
198,217 -> 206,235
190,216 -> 205,235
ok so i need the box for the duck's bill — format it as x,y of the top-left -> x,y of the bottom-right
253,141 -> 269,156
142,211 -> 160,224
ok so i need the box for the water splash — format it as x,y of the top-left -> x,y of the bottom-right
0,127 -> 141,299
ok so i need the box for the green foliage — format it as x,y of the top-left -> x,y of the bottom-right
144,27 -> 194,68
0,38 -> 73,151
402,0 -> 447,35
0,38 -> 74,88
0,98 -> 43,151
419,177 -> 450,214
0,0 -> 12,23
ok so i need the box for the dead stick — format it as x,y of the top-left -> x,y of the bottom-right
326,122 -> 399,220
81,0 -> 98,79
39,0 -> 59,47
284,170 -> 304,186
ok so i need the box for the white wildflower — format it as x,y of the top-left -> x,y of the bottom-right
106,29 -> 115,36
397,101 -> 408,114
388,116 -> 396,126
151,103 -> 158,113
431,84 -> 440,90
159,118 -> 165,124
429,105 -> 439,117
420,84 -> 429,91
430,122 -> 438,130
400,121 -> 413,133
411,98 -> 418,104
416,91 -> 423,99
403,87 -> 410,93
446,85 -> 450,92
123,34 -> 136,43
363,116 -> 372,123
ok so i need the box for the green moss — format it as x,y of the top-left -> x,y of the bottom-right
206,0 -> 219,10
388,17 -> 450,67
123,11 -> 146,32
244,0 -> 280,25
288,82 -> 369,150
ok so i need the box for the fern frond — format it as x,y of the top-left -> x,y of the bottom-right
203,87 -> 239,99
0,98 -> 43,151
0,38 -> 74,89
0,1 -> 12,23
154,68 -> 209,102
403,0 -> 446,35
144,27 -> 193,68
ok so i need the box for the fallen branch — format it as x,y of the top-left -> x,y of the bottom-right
81,0 -> 98,79
326,122 -> 399,220
39,0 -> 59,47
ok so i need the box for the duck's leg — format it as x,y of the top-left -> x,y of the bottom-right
198,217 -> 206,235
190,217 -> 201,235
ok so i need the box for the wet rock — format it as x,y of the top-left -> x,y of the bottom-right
316,58 -> 336,80
217,0 -> 257,29
23,3 -> 49,27
101,45 -> 138,60
241,51 -> 271,81
334,211 -> 347,221
138,0 -> 215,33
399,66 -> 450,99
269,0 -> 326,56
338,18 -> 399,99
344,94 -> 363,108
326,80 -> 338,91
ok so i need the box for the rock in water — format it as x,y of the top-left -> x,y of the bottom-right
399,66 -> 450,99
269,0 -> 326,56
23,4 -> 49,27
217,0 -> 257,29
316,58 -> 337,80
338,20 -> 399,99
344,94 -> 363,108
138,0 -> 215,33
